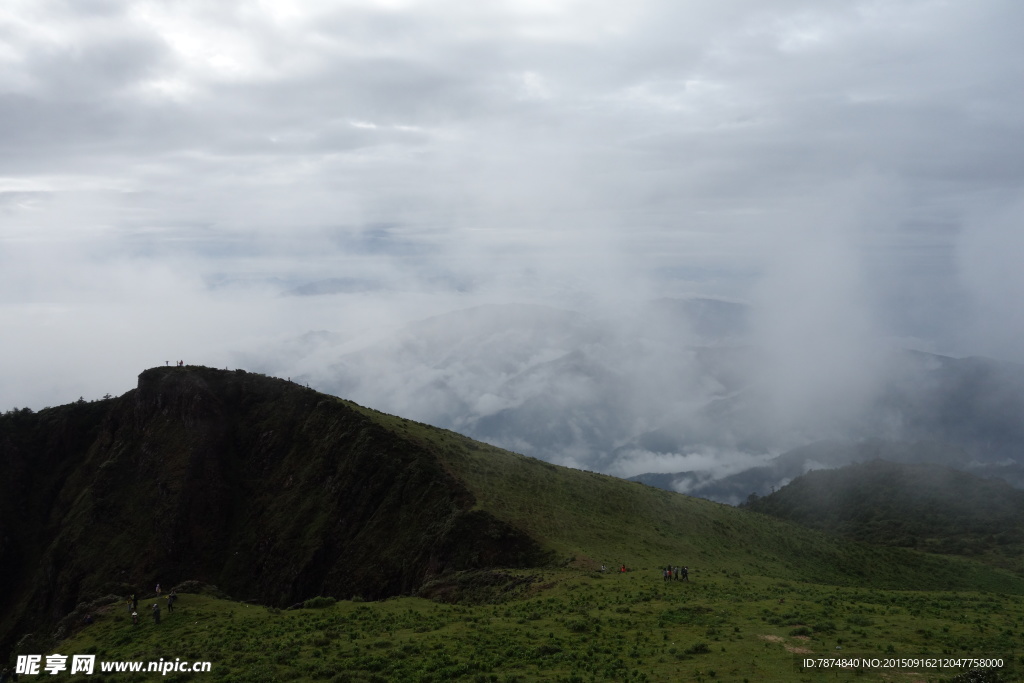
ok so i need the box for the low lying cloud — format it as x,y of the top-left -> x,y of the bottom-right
606,447 -> 773,484
2,2 -> 1023,494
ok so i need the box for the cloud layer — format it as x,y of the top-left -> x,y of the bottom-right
2,0 -> 1023,417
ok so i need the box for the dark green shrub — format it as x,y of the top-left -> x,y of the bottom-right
303,596 -> 337,609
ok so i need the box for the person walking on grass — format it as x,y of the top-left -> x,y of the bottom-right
152,603 -> 160,624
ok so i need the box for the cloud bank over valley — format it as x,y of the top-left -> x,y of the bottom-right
3,0 -> 1024,494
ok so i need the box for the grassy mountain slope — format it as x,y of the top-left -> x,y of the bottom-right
0,367 -> 546,658
4,366 -> 1024,678
366,409 -> 1024,596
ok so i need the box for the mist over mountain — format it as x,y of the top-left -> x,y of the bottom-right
632,439 -> 1024,504
236,299 -> 756,473
745,459 -> 1024,571
235,298 -> 1024,503
4,1 -> 1024,522
628,352 -> 1024,502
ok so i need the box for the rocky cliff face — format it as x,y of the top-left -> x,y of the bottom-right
0,367 -> 546,658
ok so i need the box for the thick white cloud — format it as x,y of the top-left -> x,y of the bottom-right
1,0 -> 1023,416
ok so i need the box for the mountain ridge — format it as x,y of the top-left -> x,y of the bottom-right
0,366 -> 547,658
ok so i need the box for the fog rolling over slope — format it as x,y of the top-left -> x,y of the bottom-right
237,298 -> 750,470
235,295 -> 1024,503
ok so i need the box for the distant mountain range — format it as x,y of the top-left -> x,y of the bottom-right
628,350 -> 1024,502
239,299 -> 1024,503
631,437 -> 1024,504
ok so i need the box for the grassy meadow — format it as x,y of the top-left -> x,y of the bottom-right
60,570 -> 1022,682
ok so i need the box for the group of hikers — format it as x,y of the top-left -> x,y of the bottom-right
126,584 -> 177,626
0,588 -> 181,678
662,565 -> 689,581
599,564 -> 690,581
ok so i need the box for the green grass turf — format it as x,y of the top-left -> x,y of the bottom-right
58,572 -> 1023,682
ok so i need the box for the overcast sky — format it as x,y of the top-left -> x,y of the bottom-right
2,0 -> 1023,410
